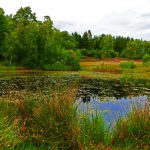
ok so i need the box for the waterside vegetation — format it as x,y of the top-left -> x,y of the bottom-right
0,85 -> 150,149
0,6 -> 150,150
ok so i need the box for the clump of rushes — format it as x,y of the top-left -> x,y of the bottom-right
113,101 -> 150,149
0,82 -> 81,149
31,87 -> 80,149
0,83 -> 150,149
79,112 -> 112,148
119,61 -> 135,69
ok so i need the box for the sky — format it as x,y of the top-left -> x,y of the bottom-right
0,0 -> 150,40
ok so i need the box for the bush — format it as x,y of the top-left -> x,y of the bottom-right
62,50 -> 81,71
100,49 -> 117,59
142,54 -> 150,67
119,62 -> 135,69
43,61 -> 71,71
142,54 -> 150,63
143,60 -> 150,67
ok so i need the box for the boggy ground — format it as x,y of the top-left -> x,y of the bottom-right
0,57 -> 150,149
80,57 -> 150,79
0,57 -> 150,80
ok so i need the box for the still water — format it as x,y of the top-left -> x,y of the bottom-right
76,95 -> 148,125
76,78 -> 150,124
0,76 -> 150,125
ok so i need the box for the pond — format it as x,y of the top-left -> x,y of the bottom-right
76,95 -> 148,125
0,75 -> 150,125
76,78 -> 150,125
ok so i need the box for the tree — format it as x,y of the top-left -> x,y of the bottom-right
143,41 -> 150,54
13,6 -> 36,23
60,31 -> 77,50
100,34 -> 116,58
0,8 -> 7,56
72,32 -> 82,49
3,7 -> 38,66
122,40 -> 144,59
114,36 -> 130,55
21,21 -> 39,67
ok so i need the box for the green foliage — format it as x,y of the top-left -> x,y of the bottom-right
62,50 -> 81,70
114,36 -> 130,55
100,49 -> 116,58
142,54 -> 150,67
81,30 -> 93,49
0,6 -> 150,70
79,112 -> 111,146
101,34 -> 114,51
122,40 -> 144,59
1,90 -> 149,149
0,7 -> 81,70
13,6 -> 36,22
142,54 -> 150,63
60,31 -> 77,49
100,35 -> 116,58
119,62 -> 135,69
43,61 -> 71,71
80,49 -> 97,58
113,103 -> 150,148
0,84 -> 80,149
0,7 -> 7,55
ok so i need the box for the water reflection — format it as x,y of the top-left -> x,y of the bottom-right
78,78 -> 150,99
81,96 -> 91,103
76,95 -> 148,125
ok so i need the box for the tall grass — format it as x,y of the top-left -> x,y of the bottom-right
119,62 -> 135,69
113,102 -> 150,149
0,83 -> 80,149
79,112 -> 112,148
82,63 -> 122,74
0,86 -> 150,149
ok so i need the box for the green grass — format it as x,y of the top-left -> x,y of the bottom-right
119,61 -> 135,69
113,103 -> 150,149
0,84 -> 150,149
0,57 -> 150,80
0,83 -> 80,150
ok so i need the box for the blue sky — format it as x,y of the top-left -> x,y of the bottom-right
1,0 -> 150,40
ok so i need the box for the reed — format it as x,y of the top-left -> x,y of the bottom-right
113,101 -> 150,149
0,87 -> 149,149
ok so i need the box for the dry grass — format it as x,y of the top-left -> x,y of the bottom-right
0,86 -> 150,149
80,57 -> 142,66
79,57 -> 150,80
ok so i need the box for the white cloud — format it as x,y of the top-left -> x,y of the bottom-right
0,0 -> 150,40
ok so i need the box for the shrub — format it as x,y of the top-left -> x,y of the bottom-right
43,61 -> 71,71
100,50 -> 117,59
143,60 -> 150,67
119,62 -> 135,69
62,50 -> 81,71
142,54 -> 150,67
142,54 -> 150,63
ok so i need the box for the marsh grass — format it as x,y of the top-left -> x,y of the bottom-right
79,112 -> 112,147
0,84 -> 150,149
82,62 -> 122,74
0,82 -> 81,149
113,101 -> 150,149
80,58 -> 150,80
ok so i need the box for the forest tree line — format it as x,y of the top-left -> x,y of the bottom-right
0,7 -> 150,70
